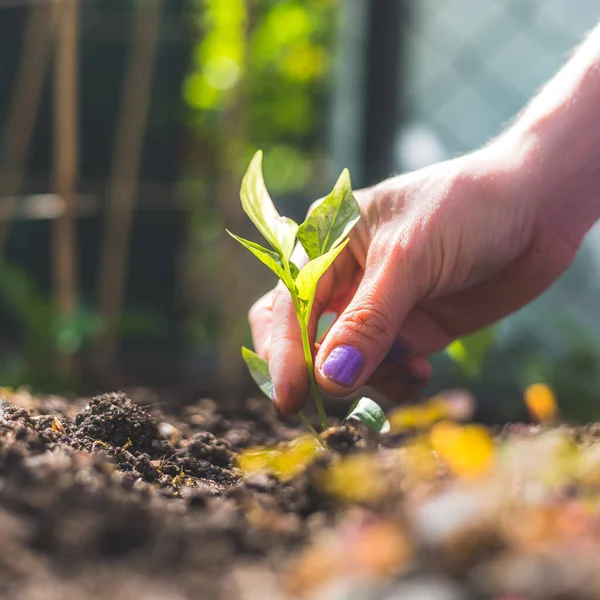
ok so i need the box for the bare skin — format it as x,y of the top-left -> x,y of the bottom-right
250,23 -> 600,416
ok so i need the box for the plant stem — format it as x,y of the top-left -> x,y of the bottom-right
300,321 -> 329,430
298,411 -> 326,448
289,292 -> 328,430
283,263 -> 329,431
345,396 -> 360,418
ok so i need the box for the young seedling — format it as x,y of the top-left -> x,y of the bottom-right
229,150 -> 389,436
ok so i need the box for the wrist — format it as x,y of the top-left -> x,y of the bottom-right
497,25 -> 600,250
502,121 -> 600,252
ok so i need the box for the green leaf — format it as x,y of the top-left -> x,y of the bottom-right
241,347 -> 273,400
241,150 -> 298,259
295,238 -> 349,302
446,326 -> 497,379
297,169 -> 360,260
227,230 -> 288,280
344,397 -> 390,433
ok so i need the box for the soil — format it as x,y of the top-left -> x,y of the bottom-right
1,388 -> 600,600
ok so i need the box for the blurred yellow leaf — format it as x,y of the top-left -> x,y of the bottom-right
237,435 -> 322,482
398,435 -> 440,481
430,422 -> 495,479
321,454 -> 385,503
270,436 -> 323,482
237,447 -> 277,474
524,383 -> 558,424
388,398 -> 450,433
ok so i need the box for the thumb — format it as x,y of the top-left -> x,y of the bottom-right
314,240 -> 418,397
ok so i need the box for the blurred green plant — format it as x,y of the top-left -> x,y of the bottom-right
439,321 -> 600,424
184,0 -> 336,191
0,261 -> 102,390
181,0 -> 339,359
520,324 -> 600,423
446,326 -> 497,380
0,261 -> 169,391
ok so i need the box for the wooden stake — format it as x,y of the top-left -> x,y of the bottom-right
0,2 -> 58,253
216,2 -> 253,403
52,0 -> 79,378
96,0 -> 163,365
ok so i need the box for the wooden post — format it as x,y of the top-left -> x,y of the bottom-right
0,2 -> 58,253
216,117 -> 251,404
52,0 -> 79,378
96,0 -> 163,367
216,2 -> 253,404
360,0 -> 408,186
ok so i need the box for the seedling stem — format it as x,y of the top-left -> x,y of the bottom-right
286,261 -> 328,430
298,411 -> 325,447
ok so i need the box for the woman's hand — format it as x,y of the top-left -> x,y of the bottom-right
250,122 -> 597,416
249,22 -> 600,416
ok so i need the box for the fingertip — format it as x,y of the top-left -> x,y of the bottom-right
271,378 -> 309,416
407,355 -> 432,386
404,356 -> 432,397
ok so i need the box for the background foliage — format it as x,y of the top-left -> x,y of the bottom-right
0,0 -> 597,423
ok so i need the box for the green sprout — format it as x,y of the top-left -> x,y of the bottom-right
446,325 -> 497,380
229,151 -> 389,436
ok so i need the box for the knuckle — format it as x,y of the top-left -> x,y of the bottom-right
340,301 -> 395,346
276,326 -> 302,348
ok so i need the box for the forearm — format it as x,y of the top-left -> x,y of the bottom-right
504,22 -> 600,247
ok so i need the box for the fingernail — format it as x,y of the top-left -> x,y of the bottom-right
322,345 -> 364,387
270,387 -> 284,414
384,339 -> 411,363
407,373 -> 426,390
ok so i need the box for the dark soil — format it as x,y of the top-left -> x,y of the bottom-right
0,389 -> 344,599
1,389 -> 600,599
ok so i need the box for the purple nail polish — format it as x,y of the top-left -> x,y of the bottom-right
322,345 -> 364,387
384,338 -> 411,362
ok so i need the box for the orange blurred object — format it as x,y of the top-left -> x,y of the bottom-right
524,383 -> 558,424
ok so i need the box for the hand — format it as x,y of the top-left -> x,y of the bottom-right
249,137 -> 583,415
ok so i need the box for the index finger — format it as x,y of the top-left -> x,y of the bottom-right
268,282 -> 310,415
248,290 -> 276,359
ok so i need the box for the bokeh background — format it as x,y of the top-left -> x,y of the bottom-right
0,0 -> 599,423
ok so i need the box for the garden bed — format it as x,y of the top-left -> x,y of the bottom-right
0,388 -> 599,600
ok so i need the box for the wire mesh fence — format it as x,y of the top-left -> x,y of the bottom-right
392,0 -> 600,418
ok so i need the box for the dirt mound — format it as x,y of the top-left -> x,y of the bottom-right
72,392 -> 237,489
74,391 -> 167,455
0,390 -> 311,599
